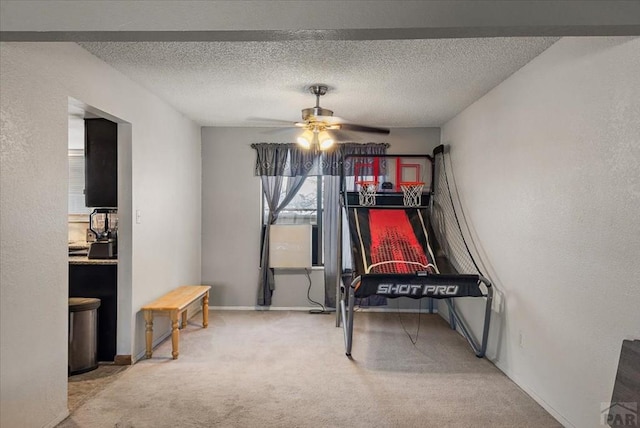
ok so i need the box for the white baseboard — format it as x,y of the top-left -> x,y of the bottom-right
209,306 -> 437,314
351,307 -> 438,314
492,361 -> 574,427
134,330 -> 172,362
210,306 -> 324,311
44,409 -> 70,428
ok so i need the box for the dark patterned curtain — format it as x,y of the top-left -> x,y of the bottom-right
252,143 -> 290,176
251,143 -> 317,177
320,143 -> 389,176
252,142 -> 390,307
252,143 -> 315,306
321,143 -> 389,308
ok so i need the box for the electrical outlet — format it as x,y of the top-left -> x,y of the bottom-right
518,331 -> 524,348
86,228 -> 96,243
136,210 -> 142,224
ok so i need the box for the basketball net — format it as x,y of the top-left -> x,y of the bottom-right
358,182 -> 377,206
400,183 -> 424,207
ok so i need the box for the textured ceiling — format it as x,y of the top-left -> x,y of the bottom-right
79,38 -> 559,128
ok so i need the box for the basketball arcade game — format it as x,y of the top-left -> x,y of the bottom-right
339,148 -> 493,358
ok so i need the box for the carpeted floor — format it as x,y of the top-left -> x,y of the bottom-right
68,365 -> 129,412
58,310 -> 561,428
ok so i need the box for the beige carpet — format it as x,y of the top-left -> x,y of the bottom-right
68,365 -> 129,412
58,310 -> 560,428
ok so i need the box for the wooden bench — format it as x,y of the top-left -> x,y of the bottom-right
141,285 -> 211,360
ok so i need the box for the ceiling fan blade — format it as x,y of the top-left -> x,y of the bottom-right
315,115 -> 389,134
338,123 -> 390,135
260,127 -> 299,135
329,130 -> 354,142
247,117 -> 296,126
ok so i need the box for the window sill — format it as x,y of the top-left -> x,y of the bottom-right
68,214 -> 89,223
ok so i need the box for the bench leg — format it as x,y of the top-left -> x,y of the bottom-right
171,310 -> 180,360
202,291 -> 209,328
181,310 -> 188,329
144,310 -> 153,359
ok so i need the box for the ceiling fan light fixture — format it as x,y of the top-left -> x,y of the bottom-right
296,129 -> 314,149
318,130 -> 334,150
263,84 -> 390,148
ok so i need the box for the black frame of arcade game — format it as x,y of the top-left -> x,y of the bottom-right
338,148 -> 493,358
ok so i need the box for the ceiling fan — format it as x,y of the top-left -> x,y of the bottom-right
267,84 -> 390,150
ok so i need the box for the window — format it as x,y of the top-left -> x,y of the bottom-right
263,176 -> 324,265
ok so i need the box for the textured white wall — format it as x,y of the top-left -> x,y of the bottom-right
0,42 -> 201,428
0,44 -> 70,428
441,37 -> 640,427
201,127 -> 439,307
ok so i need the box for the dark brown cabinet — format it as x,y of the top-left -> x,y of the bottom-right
69,263 -> 117,362
85,118 -> 117,208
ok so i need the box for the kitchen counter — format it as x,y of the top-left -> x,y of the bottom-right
69,255 -> 118,265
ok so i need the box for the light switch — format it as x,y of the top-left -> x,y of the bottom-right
136,210 -> 142,224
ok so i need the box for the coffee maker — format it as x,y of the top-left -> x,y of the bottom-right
88,208 -> 118,259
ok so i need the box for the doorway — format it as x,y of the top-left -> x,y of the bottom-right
67,98 -> 133,409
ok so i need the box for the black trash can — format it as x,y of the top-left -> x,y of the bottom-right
68,297 -> 101,375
